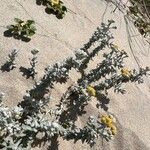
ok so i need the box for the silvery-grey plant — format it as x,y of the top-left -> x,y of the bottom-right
20,49 -> 39,79
0,20 -> 149,149
0,92 -> 113,149
29,20 -> 116,100
1,49 -> 18,72
19,20 -> 149,148
28,49 -> 39,79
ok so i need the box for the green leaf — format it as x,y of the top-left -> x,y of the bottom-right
31,49 -> 39,55
14,18 -> 24,24
13,26 -> 19,32
30,25 -> 37,31
60,1 -> 63,4
6,25 -> 14,30
26,30 -> 35,37
62,6 -> 67,12
27,20 -> 35,25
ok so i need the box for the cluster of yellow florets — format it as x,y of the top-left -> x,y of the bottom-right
51,0 -> 60,5
100,114 -> 117,135
121,68 -> 131,79
111,44 -> 119,49
87,85 -> 96,97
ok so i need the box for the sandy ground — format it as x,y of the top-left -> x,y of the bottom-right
0,0 -> 150,149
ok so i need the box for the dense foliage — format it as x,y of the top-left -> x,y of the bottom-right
36,0 -> 67,18
0,20 -> 149,149
6,18 -> 36,41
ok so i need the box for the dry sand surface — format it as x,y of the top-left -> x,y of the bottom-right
0,0 -> 150,149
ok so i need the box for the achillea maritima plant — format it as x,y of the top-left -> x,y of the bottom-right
28,49 -> 39,79
1,49 -> 18,72
19,49 -> 39,79
0,20 -> 149,149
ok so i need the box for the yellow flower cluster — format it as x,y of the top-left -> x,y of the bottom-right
101,115 -> 117,135
121,68 -> 131,78
112,44 -> 119,49
20,22 -> 26,26
87,85 -> 96,97
51,0 -> 60,5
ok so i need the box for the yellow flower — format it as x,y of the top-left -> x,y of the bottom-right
100,114 -> 117,135
110,125 -> 117,135
87,86 -> 96,97
112,44 -> 119,49
101,116 -> 106,123
121,68 -> 131,78
101,115 -> 113,126
109,114 -> 116,123
51,0 -> 60,5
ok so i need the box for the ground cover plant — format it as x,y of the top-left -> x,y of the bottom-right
36,0 -> 67,18
0,20 -> 149,149
5,18 -> 36,42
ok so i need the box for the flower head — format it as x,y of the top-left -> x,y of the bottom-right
101,115 -> 113,126
112,44 -> 119,49
110,125 -> 117,135
87,85 -> 96,97
100,114 -> 117,135
121,68 -> 131,78
109,114 -> 116,123
51,0 -> 60,5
